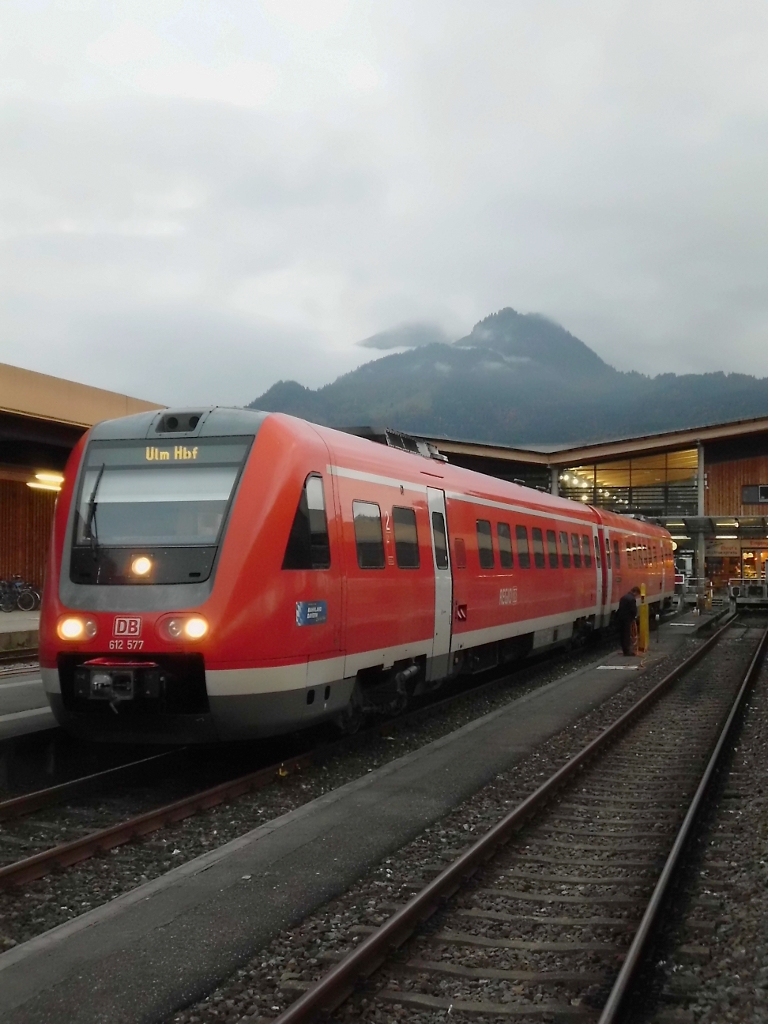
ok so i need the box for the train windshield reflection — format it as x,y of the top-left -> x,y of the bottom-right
73,439 -> 248,548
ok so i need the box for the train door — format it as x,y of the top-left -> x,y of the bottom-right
595,525 -> 609,627
426,487 -> 453,681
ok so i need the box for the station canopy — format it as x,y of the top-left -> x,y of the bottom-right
0,362 -> 162,492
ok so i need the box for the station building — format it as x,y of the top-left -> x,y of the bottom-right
0,363 -> 161,586
417,417 -> 768,591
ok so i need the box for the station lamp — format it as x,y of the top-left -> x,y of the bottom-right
27,471 -> 64,492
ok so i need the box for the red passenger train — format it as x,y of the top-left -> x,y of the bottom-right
39,408 -> 675,743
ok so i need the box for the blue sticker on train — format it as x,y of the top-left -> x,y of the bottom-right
296,601 -> 327,626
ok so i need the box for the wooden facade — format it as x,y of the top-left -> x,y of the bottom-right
705,455 -> 768,517
0,480 -> 57,587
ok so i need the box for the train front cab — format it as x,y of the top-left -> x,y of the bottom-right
41,409 -> 348,743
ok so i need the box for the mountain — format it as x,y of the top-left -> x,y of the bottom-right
250,308 -> 768,445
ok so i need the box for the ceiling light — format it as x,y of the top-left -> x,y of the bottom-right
35,472 -> 64,483
27,481 -> 61,492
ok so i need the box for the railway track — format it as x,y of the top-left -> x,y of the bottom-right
263,613 -> 767,1024
0,648 -> 38,665
625,621 -> 768,1022
0,648 -> 39,676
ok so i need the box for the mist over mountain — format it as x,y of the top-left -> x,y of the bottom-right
250,308 -> 768,445
358,322 -> 451,350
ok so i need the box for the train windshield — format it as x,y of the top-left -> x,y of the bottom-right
74,439 -> 249,548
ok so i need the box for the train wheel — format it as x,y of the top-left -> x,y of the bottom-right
334,688 -> 365,735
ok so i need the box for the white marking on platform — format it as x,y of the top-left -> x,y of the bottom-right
0,678 -> 41,690
0,706 -> 52,724
668,622 -> 696,626
597,665 -> 640,671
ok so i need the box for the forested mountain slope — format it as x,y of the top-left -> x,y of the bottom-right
250,308 -> 768,445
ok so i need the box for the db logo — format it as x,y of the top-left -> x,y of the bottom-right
113,616 -> 142,637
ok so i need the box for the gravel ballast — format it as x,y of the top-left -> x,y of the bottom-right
165,632 -> 719,1024
628,634 -> 768,1023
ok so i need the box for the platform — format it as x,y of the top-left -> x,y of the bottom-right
0,610 -> 40,652
0,670 -> 55,742
0,612 -> 55,740
0,610 -> 719,1024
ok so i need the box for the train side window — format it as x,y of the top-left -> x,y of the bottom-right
476,520 -> 495,569
571,533 -> 582,569
594,537 -> 601,568
605,541 -> 611,569
497,523 -> 514,568
432,511 -> 449,569
454,537 -> 467,569
559,531 -> 571,568
626,540 -> 632,567
546,529 -> 558,568
353,500 -> 385,569
282,473 -> 331,570
531,528 -> 546,568
613,539 -> 620,568
653,545 -> 657,564
393,506 -> 420,569
516,525 -> 531,568
582,534 -> 593,568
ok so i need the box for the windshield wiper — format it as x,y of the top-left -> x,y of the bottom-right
84,464 -> 105,561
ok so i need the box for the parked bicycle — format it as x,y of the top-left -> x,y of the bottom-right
0,576 -> 41,612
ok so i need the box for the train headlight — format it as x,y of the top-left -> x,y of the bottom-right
183,617 -> 208,639
57,616 -> 97,641
131,555 -> 152,577
157,615 -> 208,642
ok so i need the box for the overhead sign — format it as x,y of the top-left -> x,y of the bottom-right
707,540 -> 740,558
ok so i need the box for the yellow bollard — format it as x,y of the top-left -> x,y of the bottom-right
638,583 -> 649,654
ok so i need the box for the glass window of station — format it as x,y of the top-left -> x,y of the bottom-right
558,449 -> 698,518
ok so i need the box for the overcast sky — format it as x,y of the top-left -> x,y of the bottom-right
3,1 -> 768,407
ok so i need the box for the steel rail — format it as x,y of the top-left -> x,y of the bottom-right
0,749 -> 317,886
598,617 -> 768,1023
0,749 -> 187,823
0,648 -> 38,666
271,612 -> 738,1024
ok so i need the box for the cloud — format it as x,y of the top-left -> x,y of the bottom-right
2,0 -> 768,410
358,322 -> 451,350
